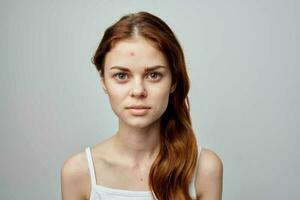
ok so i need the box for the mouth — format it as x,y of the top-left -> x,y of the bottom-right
125,105 -> 151,115
125,105 -> 151,109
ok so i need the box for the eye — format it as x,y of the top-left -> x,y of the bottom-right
147,72 -> 162,81
113,72 -> 128,81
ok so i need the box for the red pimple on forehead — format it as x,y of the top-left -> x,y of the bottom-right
129,52 -> 135,56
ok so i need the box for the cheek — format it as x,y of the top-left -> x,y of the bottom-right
105,80 -> 127,98
105,85 -> 125,106
107,90 -> 124,105
153,82 -> 171,98
106,92 -> 125,117
152,88 -> 171,112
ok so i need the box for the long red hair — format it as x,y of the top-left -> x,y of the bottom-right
92,12 -> 198,200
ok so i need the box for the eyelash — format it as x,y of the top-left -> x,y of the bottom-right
113,72 -> 163,82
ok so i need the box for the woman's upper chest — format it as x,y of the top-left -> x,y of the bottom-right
92,153 -> 152,191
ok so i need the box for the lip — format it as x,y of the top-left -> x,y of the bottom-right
126,105 -> 151,116
126,105 -> 151,109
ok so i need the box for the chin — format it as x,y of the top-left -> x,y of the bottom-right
121,117 -> 161,129
125,120 -> 153,129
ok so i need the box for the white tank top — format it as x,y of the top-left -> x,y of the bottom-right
85,145 -> 202,200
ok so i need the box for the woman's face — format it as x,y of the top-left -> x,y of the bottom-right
102,36 -> 176,129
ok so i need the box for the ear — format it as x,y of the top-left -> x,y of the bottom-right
170,82 -> 177,94
101,78 -> 108,94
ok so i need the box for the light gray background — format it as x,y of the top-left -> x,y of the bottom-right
1,0 -> 299,199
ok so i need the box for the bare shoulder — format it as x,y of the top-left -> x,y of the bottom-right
198,148 -> 223,175
60,151 -> 90,200
61,151 -> 89,183
195,147 -> 223,200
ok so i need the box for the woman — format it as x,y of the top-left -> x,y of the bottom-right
61,11 -> 223,200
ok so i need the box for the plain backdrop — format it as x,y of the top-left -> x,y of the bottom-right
1,0 -> 299,199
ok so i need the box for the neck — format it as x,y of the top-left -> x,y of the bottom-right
112,119 -> 161,167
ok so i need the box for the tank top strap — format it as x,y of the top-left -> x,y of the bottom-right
189,145 -> 202,199
85,147 -> 97,186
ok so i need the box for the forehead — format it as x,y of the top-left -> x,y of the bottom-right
104,36 -> 168,69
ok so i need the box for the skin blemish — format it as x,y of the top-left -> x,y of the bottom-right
129,51 -> 135,56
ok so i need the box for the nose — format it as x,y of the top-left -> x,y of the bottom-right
130,79 -> 147,98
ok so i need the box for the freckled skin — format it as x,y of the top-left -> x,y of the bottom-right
129,52 -> 135,56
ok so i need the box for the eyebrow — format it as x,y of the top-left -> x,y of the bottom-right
109,65 -> 167,72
